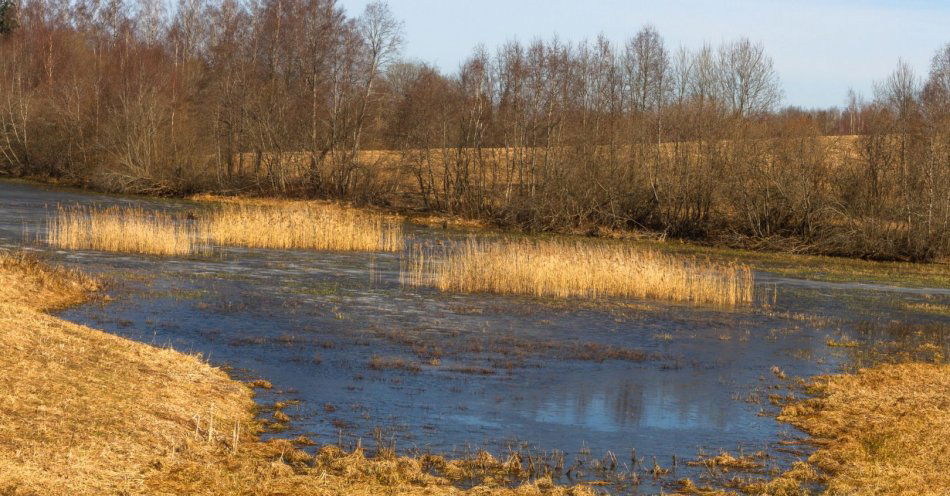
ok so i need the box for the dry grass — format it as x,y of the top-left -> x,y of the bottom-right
201,204 -> 403,252
47,205 -> 195,256
404,239 -> 754,307
0,251 -> 100,309
903,301 -> 950,316
0,251 -> 591,495
45,202 -> 403,255
757,363 -> 950,495
0,250 -> 252,494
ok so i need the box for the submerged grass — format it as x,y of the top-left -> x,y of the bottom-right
404,239 -> 754,307
47,205 -> 194,256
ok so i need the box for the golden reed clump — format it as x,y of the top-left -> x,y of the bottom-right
200,205 -> 403,253
45,204 -> 403,255
404,239 -> 754,307
47,206 -> 195,256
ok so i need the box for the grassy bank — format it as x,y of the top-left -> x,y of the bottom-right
0,251 -> 591,495
678,362 -> 950,495
767,363 -> 950,495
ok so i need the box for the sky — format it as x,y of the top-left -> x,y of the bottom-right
336,0 -> 950,109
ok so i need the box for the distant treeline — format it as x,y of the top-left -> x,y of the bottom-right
1,0 -> 949,261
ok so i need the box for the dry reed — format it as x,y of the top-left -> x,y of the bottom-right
200,204 -> 403,252
46,203 -> 404,256
47,205 -> 195,256
404,239 -> 754,306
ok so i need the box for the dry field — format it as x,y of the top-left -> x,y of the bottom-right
219,135 -> 862,192
403,239 -> 755,307
0,250 -> 592,495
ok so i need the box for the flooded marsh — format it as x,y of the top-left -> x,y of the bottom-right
2,180 -> 948,493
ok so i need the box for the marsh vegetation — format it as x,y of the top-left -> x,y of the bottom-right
47,206 -> 196,256
2,1 -> 950,261
1,0 -> 950,492
202,204 -> 404,252
4,179 -> 950,495
46,202 -> 403,255
404,239 -> 754,307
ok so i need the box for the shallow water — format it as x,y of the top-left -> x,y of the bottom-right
2,180 -> 948,493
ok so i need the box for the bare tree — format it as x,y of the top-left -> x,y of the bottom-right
717,38 -> 781,117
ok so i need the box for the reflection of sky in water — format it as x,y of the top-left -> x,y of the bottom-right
3,180 -> 949,491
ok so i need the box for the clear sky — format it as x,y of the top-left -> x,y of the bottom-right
337,0 -> 950,109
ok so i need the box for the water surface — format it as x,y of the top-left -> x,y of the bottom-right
2,180 -> 947,493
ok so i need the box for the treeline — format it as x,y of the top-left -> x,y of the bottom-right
1,0 -> 949,261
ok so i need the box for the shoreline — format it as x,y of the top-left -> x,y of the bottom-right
0,250 -> 598,495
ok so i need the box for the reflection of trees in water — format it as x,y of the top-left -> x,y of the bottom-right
520,370 -> 743,433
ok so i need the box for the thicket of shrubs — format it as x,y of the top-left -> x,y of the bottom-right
1,0 -> 948,261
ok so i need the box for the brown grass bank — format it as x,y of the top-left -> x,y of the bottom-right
0,251 -> 590,495
404,239 -> 754,307
772,363 -> 950,495
689,362 -> 950,496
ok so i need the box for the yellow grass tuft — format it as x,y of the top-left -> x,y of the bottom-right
47,205 -> 194,256
201,204 -> 403,252
404,239 -> 754,307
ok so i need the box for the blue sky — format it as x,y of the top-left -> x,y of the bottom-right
337,0 -> 950,109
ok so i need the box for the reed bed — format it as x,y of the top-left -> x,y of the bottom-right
46,203 -> 403,255
47,205 -> 195,256
200,204 -> 403,252
404,239 -> 754,307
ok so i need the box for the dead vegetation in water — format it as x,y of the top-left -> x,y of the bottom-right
45,202 -> 403,255
686,451 -> 768,473
843,321 -> 949,369
372,328 -> 662,373
201,204 -> 403,252
368,355 -> 423,373
403,239 -> 754,307
47,205 -> 195,256
902,300 -> 950,316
